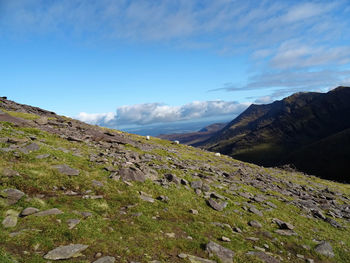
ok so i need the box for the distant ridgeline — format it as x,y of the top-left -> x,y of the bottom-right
198,86 -> 350,183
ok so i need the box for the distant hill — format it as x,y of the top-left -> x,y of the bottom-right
158,122 -> 226,145
199,86 -> 350,182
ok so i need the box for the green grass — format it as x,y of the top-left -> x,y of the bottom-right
1,110 -> 40,121
1,119 -> 350,263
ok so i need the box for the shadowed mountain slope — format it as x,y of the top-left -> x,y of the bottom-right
199,86 -> 350,182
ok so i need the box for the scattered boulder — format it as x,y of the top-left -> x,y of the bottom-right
249,207 -> 263,217
36,153 -> 50,159
35,117 -> 48,125
33,208 -> 63,217
53,164 -> 80,176
221,236 -> 231,242
92,180 -> 104,187
43,244 -> 89,260
93,256 -> 116,263
67,219 -> 80,229
164,173 -> 181,184
0,188 -> 25,205
207,198 -> 227,211
312,209 -> 326,220
248,220 -> 262,228
119,167 -> 145,182
246,251 -> 280,263
206,241 -> 234,263
314,241 -> 334,258
2,215 -> 17,228
19,143 -> 40,154
156,195 -> 169,202
189,209 -> 198,215
191,180 -> 203,189
20,207 -> 39,217
187,254 -> 216,263
1,168 -> 20,177
272,218 -> 294,230
139,193 -> 155,203
325,217 -> 342,228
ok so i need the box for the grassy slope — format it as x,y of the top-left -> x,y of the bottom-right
0,110 -> 350,262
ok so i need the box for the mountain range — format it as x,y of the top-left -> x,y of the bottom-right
163,87 -> 350,183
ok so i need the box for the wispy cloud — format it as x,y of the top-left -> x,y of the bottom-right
212,70 -> 350,96
1,1 -> 348,49
76,100 -> 249,126
2,0 -> 350,105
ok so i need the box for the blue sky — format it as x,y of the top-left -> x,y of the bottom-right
1,0 -> 350,133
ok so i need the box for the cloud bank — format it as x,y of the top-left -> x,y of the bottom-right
77,100 -> 249,127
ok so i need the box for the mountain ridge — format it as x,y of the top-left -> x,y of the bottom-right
199,86 -> 350,182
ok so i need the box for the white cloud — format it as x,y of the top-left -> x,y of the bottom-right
282,2 -> 333,23
214,70 -> 350,94
270,40 -> 350,69
254,96 -> 274,104
77,112 -> 116,125
1,0 -> 348,52
76,100 -> 249,126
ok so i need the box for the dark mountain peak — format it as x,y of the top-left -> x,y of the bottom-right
201,86 -> 350,182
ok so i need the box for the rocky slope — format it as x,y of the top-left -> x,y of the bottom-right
0,97 -> 350,262
198,86 -> 350,182
158,123 -> 226,145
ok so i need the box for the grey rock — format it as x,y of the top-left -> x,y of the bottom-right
249,207 -> 263,217
19,143 -> 40,154
325,217 -> 342,228
35,117 -> 48,125
239,192 -> 253,199
265,201 -> 277,209
178,253 -> 187,258
248,220 -> 262,228
246,251 -> 280,263
207,198 -> 227,211
92,180 -> 104,187
36,153 -> 50,159
314,241 -> 334,258
164,173 -> 180,184
53,164 -> 80,176
80,211 -> 93,218
187,254 -> 216,263
140,194 -> 155,203
191,180 -> 203,189
92,256 -> 116,263
2,215 -> 17,228
1,168 -> 20,177
206,241 -> 234,263
43,244 -> 89,260
272,218 -> 294,230
20,207 -> 39,217
67,219 -> 80,229
181,178 -> 188,185
312,209 -> 326,220
33,208 -> 63,217
0,188 -> 25,205
119,167 -> 145,182
156,195 -> 169,202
